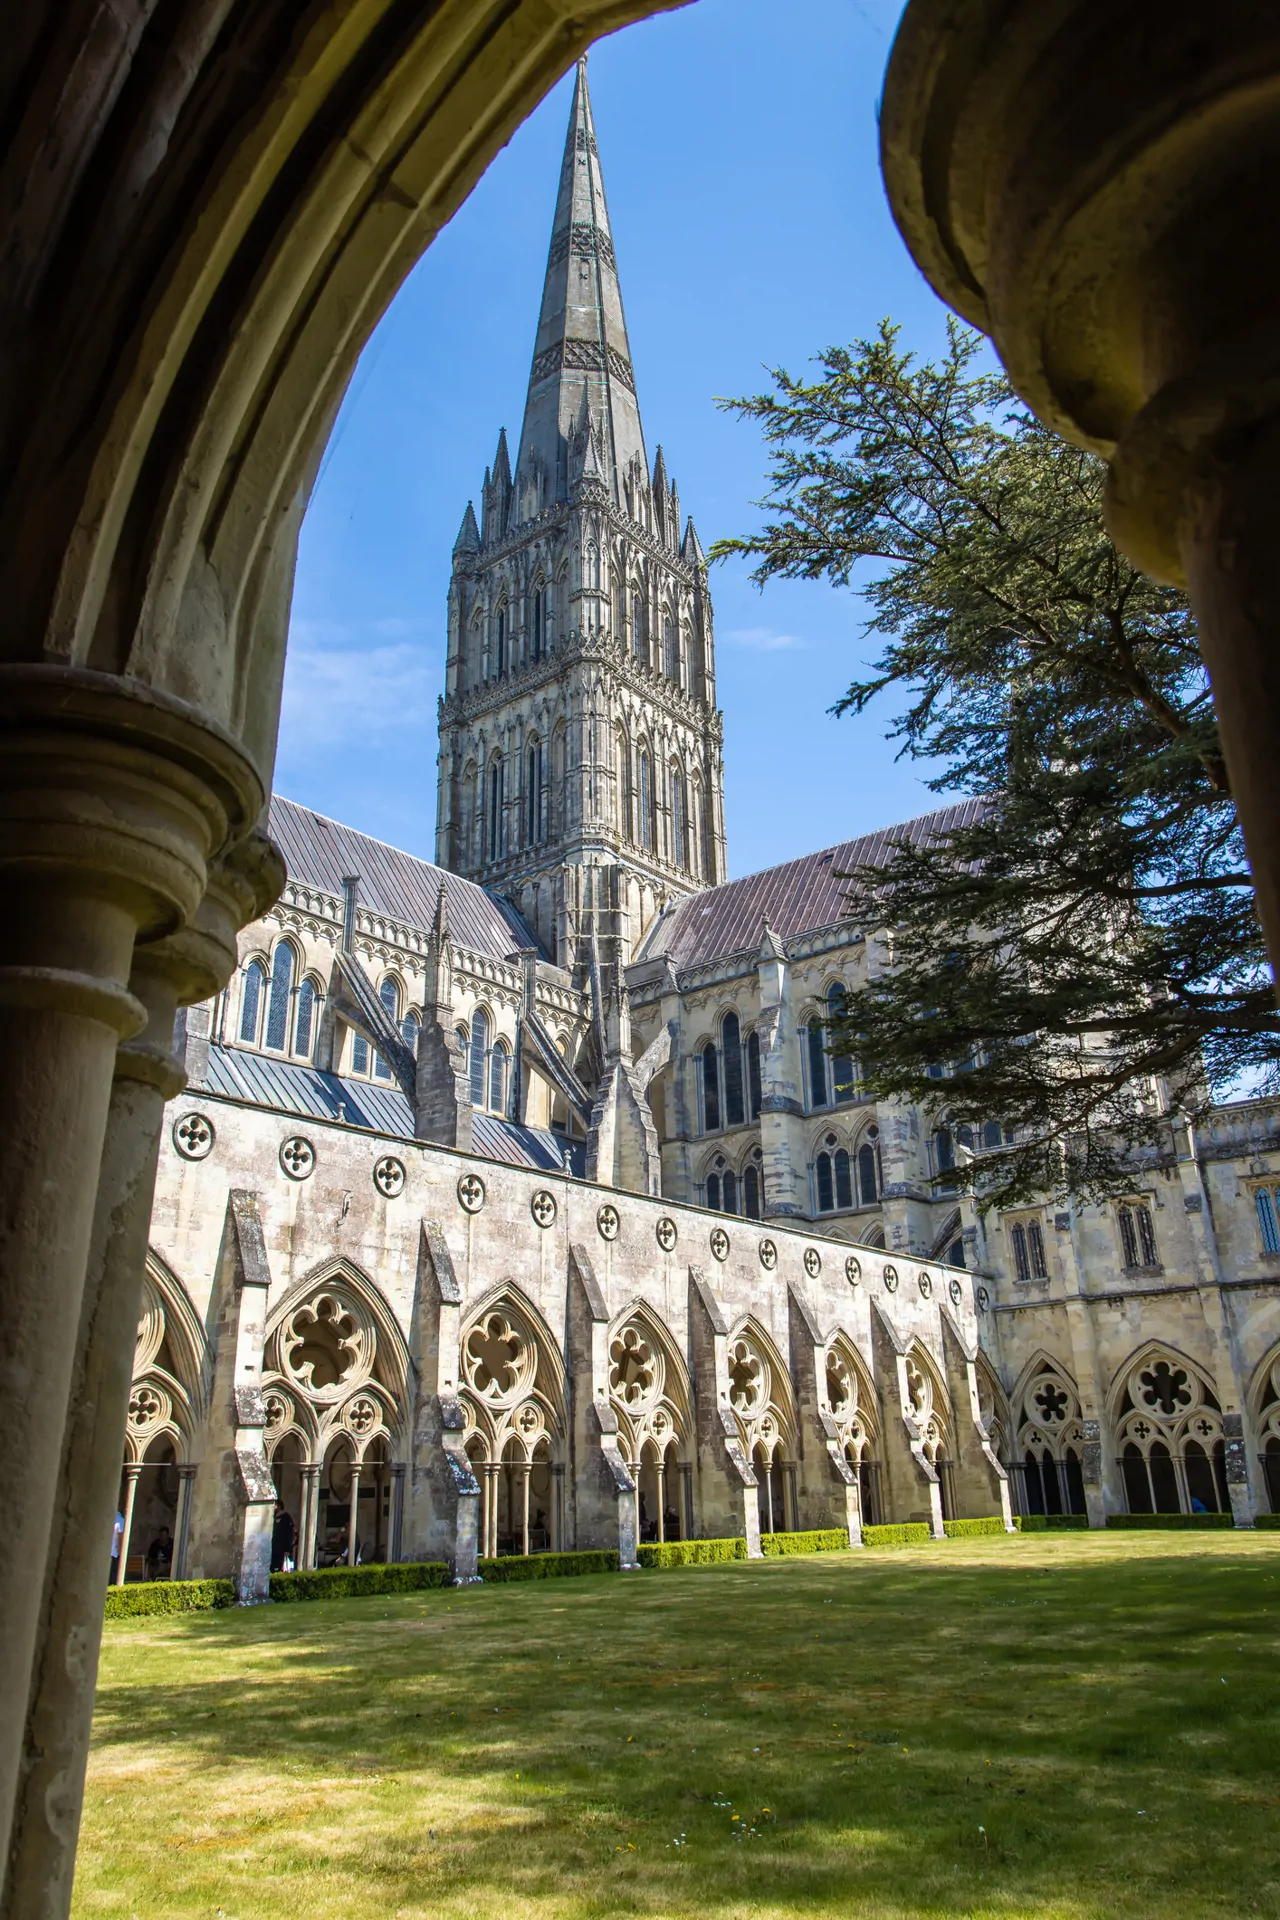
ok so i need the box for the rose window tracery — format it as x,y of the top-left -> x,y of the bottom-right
826,1354 -> 852,1417
343,1396 -> 379,1435
128,1384 -> 167,1431
1034,1380 -> 1069,1425
610,1327 -> 658,1406
281,1292 -> 369,1401
729,1339 -> 765,1415
464,1313 -> 534,1403
1138,1360 -> 1193,1419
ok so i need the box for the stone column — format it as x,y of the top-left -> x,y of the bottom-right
346,1465 -> 362,1567
655,1463 -> 666,1544
173,1466 -> 198,1581
521,1464 -> 531,1556
407,1221 -> 480,1580
389,1464 -> 406,1564
680,1462 -> 694,1541
881,4 -> 1280,981
115,1466 -> 142,1586
299,1466 -> 321,1570
0,667 -> 260,1870
2,833 -> 273,1920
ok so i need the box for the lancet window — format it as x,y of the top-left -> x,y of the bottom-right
488,757 -> 505,863
1010,1215 -> 1048,1281
1117,1199 -> 1159,1270
469,1009 -> 489,1108
373,976 -> 401,1081
294,977 -> 319,1060
239,957 -> 266,1044
264,940 -> 295,1051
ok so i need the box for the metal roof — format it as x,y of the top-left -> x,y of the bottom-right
640,801 -> 987,971
268,796 -> 538,961
201,1045 -> 584,1175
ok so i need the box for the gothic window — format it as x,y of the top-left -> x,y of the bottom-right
701,1040 -> 720,1133
265,941 -> 295,1051
496,606 -> 506,678
469,1010 -> 489,1108
1012,1223 -> 1030,1282
743,1162 -> 761,1219
585,545 -> 600,590
983,1120 -> 1005,1150
352,1028 -> 369,1074
722,1011 -> 745,1127
722,1168 -> 738,1214
746,1029 -> 762,1121
835,1147 -> 854,1210
374,978 -> 400,1081
633,591 -> 648,663
401,1008 -> 420,1056
1118,1201 -> 1159,1269
531,587 -> 543,661
827,984 -> 856,1102
671,768 -> 688,870
488,757 -> 504,863
857,1130 -> 880,1206
664,616 -> 677,681
294,977 -> 318,1059
806,1019 -> 828,1110
239,958 -> 266,1044
1258,1188 -> 1280,1253
526,741 -> 544,846
933,1127 -> 957,1191
489,1039 -> 509,1115
616,727 -> 632,840
706,1172 -> 720,1211
815,1150 -> 834,1213
638,748 -> 654,851
1115,1349 -> 1227,1515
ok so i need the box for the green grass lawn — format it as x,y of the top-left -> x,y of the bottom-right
76,1531 -> 1280,1919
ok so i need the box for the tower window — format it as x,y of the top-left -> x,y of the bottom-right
489,1039 -> 509,1115
526,742 -> 543,846
671,769 -> 688,870
496,608 -> 506,677
834,1148 -> 853,1210
488,758 -> 504,863
1118,1201 -> 1158,1268
531,590 -> 543,661
827,983 -> 856,1101
638,749 -> 653,851
375,977 -> 400,1080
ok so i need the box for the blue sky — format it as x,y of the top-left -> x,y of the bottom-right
279,0 -> 960,875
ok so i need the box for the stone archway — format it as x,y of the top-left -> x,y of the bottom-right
5,9 -> 686,1908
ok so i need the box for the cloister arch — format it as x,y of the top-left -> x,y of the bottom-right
608,1301 -> 693,1543
1250,1345 -> 1280,1514
460,1285 -> 569,1558
114,1256 -> 212,1586
824,1332 -> 882,1525
261,1257 -> 414,1568
902,1340 -> 955,1518
1007,1352 -> 1088,1518
1107,1342 -> 1230,1517
726,1316 -> 798,1536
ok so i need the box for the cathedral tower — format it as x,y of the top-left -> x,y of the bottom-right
435,58 -> 727,973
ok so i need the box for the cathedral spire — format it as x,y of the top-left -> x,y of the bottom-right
514,57 -> 648,514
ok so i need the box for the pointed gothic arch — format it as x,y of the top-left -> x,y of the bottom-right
1107,1340 -> 1229,1516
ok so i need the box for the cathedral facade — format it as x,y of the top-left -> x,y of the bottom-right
129,62 -> 1280,1600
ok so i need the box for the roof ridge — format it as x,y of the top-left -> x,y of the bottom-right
694,798 -> 984,896
271,794 -> 478,892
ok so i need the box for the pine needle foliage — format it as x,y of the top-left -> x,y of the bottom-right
712,321 -> 1278,1209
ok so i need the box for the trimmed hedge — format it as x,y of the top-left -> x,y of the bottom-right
861,1522 -> 933,1548
1254,1513 -> 1280,1529
104,1579 -> 234,1619
270,1561 -> 449,1602
761,1528 -> 850,1556
637,1537 -> 746,1569
478,1550 -> 618,1582
943,1517 -> 1010,1539
1015,1514 -> 1090,1532
1105,1512 -> 1234,1530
